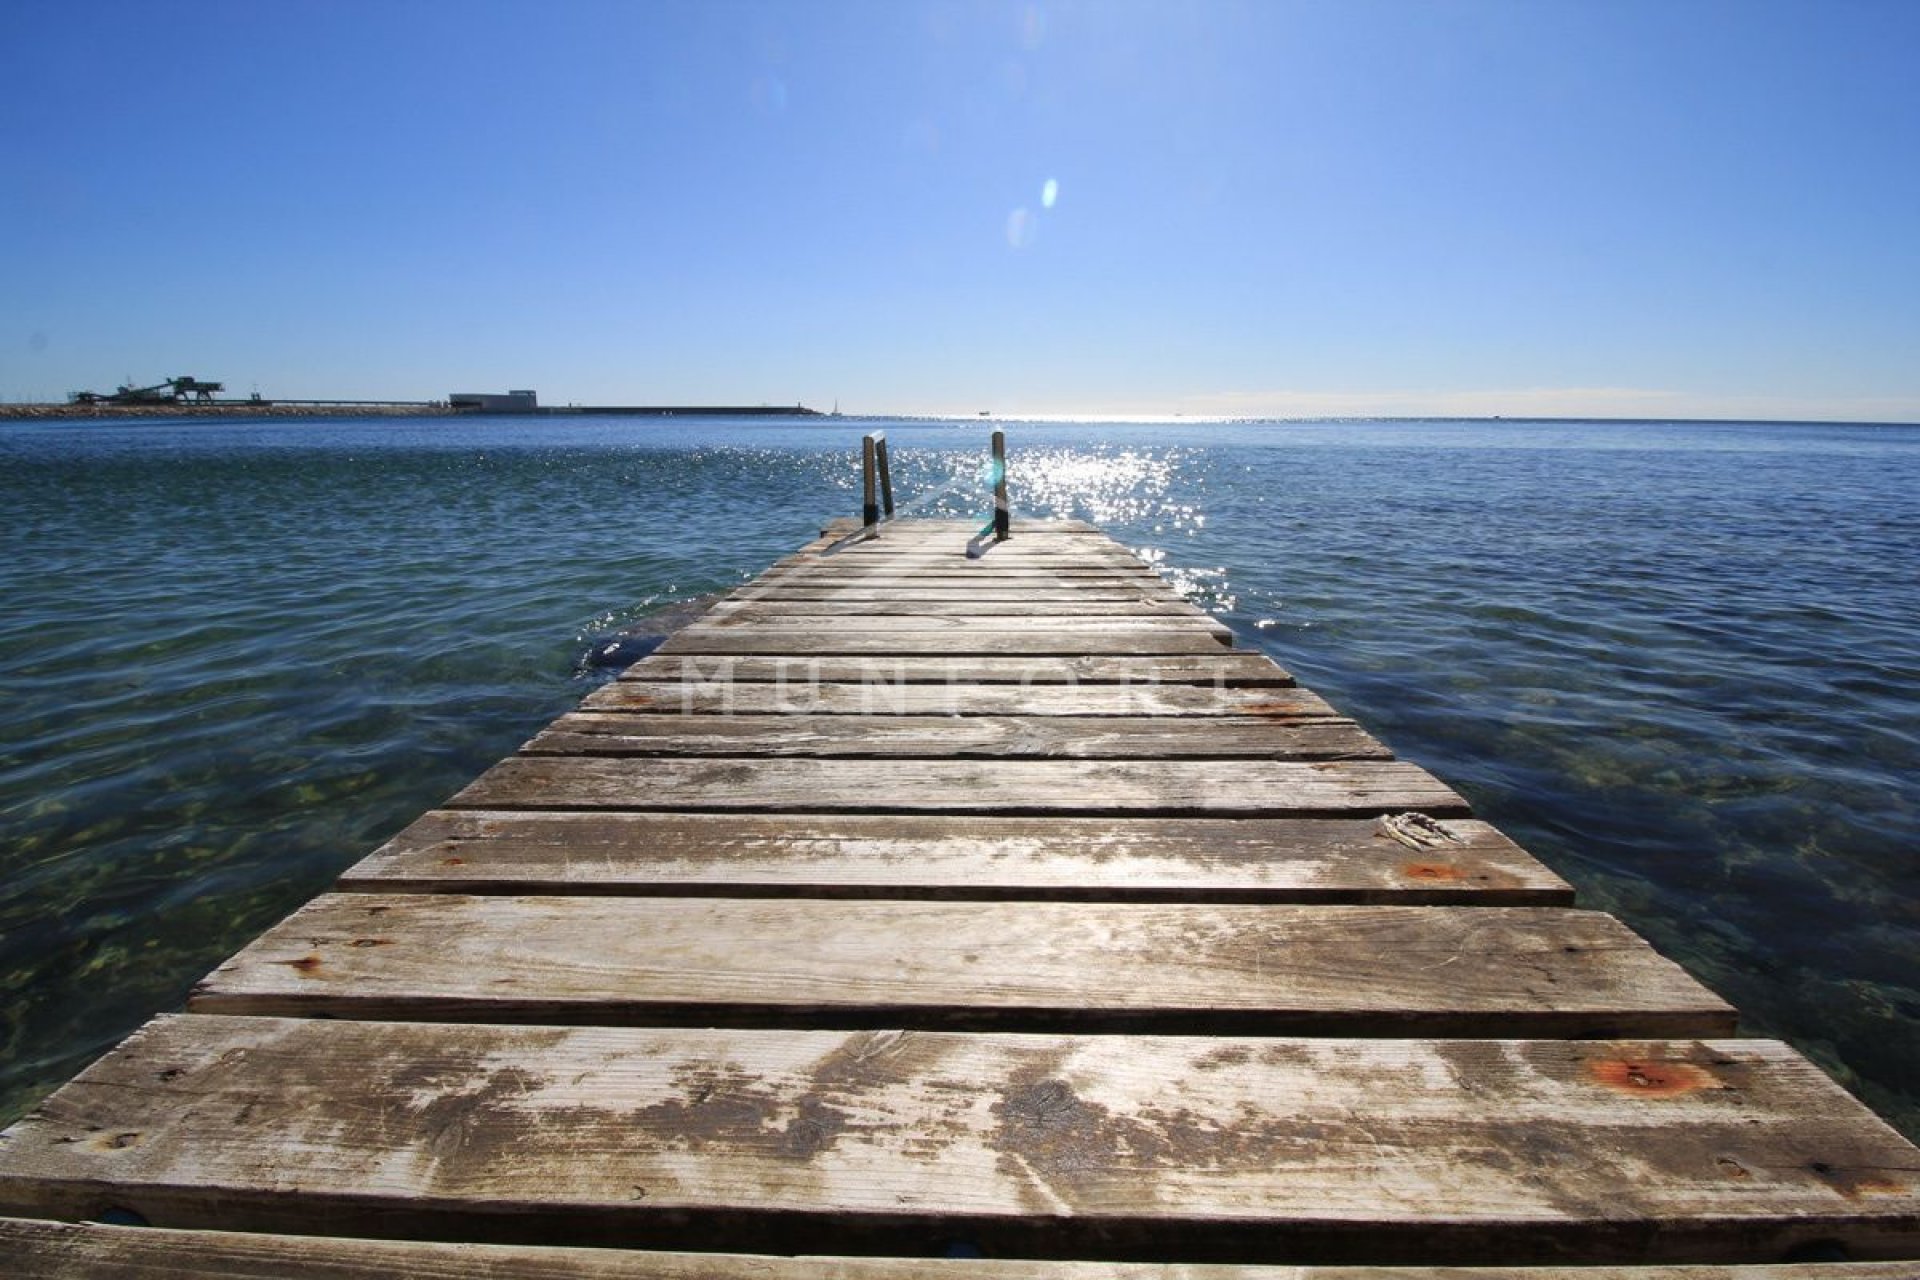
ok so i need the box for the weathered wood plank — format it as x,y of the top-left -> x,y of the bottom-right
9,1220 -> 1918,1280
707,599 -> 1215,618
5,1018 -> 1914,1263
770,553 -> 1155,572
775,544 -> 1152,565
772,558 -> 1156,578
779,535 -> 1143,556
711,600 -> 1204,620
819,528 -> 1120,547
725,591 -> 1190,606
760,559 -> 1179,588
448,757 -> 1464,816
619,654 -> 1296,686
753,569 -> 1163,587
700,615 -> 1232,639
526,714 -> 1390,760
657,629 -> 1231,656
824,516 -> 1099,535
807,551 -> 1153,569
338,811 -> 1576,905
741,578 -> 1173,598
588,681 -> 1327,716
190,896 -> 1732,1036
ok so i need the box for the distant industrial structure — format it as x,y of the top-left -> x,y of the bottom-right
449,389 -> 539,413
69,375 -> 230,406
63,374 -> 441,412
55,378 -> 820,418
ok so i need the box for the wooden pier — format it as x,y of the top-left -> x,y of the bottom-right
2,517 -> 1917,1277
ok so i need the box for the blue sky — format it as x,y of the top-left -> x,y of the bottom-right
4,0 -> 1917,420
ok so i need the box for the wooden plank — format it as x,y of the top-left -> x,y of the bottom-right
712,600 -> 1209,619
742,577 -> 1172,596
776,542 -> 1151,562
824,516 -> 1098,535
699,615 -> 1231,638
735,586 -> 1192,603
772,550 -> 1153,567
707,599 -> 1215,618
766,565 -> 1153,581
824,515 -> 1099,530
338,811 -> 1577,905
589,681 -> 1325,715
526,713 -> 1391,760
190,896 -> 1732,1037
8,1221 -> 1918,1280
813,549 -> 1152,566
5,1017 -> 1913,1263
657,630 -> 1231,656
774,542 -> 1160,560
700,617 -> 1234,643
619,654 -> 1295,686
448,757 -> 1464,816
754,567 -> 1162,584
756,560 -> 1159,579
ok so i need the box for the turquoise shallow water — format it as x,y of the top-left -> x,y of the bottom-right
1,415 -> 1915,1140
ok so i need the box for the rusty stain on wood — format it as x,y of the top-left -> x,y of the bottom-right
1,1018 -> 1917,1264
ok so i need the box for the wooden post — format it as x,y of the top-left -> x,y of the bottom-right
992,429 -> 1010,540
872,432 -> 894,518
862,435 -> 880,528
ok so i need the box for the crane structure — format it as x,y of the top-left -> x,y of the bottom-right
69,375 -> 225,406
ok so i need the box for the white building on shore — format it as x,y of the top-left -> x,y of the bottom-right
449,389 -> 538,413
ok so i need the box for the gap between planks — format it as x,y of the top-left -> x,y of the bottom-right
6,1219 -> 1920,1278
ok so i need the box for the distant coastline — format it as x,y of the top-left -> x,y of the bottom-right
4,402 -> 1912,429
0,402 -> 456,420
0,402 -> 828,421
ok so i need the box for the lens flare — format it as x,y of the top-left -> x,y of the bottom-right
1005,207 -> 1036,249
1020,5 -> 1046,51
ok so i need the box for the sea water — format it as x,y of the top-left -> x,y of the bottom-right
1,415 -> 1915,1139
